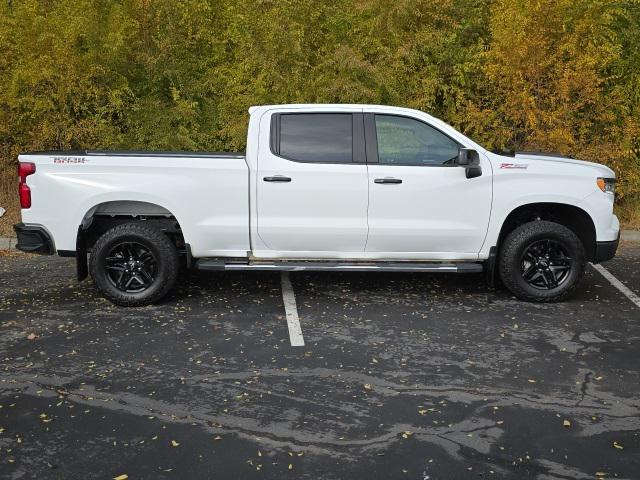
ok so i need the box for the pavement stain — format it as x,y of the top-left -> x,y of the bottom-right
0,253 -> 639,479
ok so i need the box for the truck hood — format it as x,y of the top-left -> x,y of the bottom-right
513,152 -> 615,177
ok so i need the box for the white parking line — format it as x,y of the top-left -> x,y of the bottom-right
280,272 -> 305,346
592,263 -> 640,309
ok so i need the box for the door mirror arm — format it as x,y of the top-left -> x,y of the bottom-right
457,148 -> 482,179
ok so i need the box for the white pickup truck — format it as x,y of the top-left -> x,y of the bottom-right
14,104 -> 619,305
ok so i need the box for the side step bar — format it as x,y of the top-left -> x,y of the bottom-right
196,259 -> 484,273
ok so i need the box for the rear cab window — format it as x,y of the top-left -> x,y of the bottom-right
271,113 -> 355,163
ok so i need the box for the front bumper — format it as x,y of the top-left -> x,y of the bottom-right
593,231 -> 620,264
13,223 -> 54,255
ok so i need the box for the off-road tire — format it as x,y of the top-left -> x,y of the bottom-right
499,220 -> 586,302
89,223 -> 179,306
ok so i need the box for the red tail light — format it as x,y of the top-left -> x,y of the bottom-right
18,162 -> 36,209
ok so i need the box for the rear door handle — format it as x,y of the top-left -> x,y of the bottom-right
374,177 -> 402,184
263,175 -> 292,182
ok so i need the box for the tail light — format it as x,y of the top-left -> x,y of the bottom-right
18,162 -> 36,209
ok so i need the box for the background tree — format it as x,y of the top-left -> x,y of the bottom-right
1,0 -> 638,234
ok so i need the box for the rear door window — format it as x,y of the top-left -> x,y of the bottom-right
276,113 -> 353,163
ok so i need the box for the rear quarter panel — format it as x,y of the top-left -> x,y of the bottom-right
19,154 -> 250,257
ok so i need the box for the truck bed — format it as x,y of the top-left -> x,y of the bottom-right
22,150 -> 245,159
18,149 -> 251,257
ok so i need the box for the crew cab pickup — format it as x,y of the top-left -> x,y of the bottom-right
14,104 -> 620,305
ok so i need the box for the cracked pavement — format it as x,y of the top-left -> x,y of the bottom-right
0,244 -> 639,479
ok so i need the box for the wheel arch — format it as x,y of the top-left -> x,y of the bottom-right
75,200 -> 189,281
496,202 -> 597,261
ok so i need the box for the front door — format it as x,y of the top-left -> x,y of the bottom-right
256,111 -> 369,255
365,113 -> 492,259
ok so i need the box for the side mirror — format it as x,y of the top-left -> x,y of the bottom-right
458,148 -> 482,179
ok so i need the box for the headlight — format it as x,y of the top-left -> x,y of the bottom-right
597,177 -> 615,194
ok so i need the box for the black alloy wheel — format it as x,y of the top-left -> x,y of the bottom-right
498,220 -> 586,302
520,239 -> 572,290
89,222 -> 179,306
105,241 -> 157,293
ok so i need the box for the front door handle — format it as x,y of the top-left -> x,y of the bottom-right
263,175 -> 292,182
374,177 -> 402,184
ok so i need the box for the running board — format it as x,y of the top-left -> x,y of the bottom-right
196,259 -> 483,273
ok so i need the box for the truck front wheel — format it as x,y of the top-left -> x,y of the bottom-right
89,223 -> 179,306
498,220 -> 586,302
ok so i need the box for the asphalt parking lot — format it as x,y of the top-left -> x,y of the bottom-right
1,244 -> 639,479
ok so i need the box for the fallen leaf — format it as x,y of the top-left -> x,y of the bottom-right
363,384 -> 373,391
288,464 -> 293,470
113,475 -> 128,480
401,431 -> 413,439
27,333 -> 37,340
613,441 -> 624,450
171,440 -> 180,447
563,420 -> 571,427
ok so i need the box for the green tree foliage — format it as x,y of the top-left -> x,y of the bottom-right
1,0 -> 639,213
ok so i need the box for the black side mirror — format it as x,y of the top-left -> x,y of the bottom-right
458,148 -> 482,179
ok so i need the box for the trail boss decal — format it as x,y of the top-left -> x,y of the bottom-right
53,156 -> 88,164
500,163 -> 528,169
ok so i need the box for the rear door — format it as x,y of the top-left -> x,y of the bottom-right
364,112 -> 492,258
255,110 -> 369,255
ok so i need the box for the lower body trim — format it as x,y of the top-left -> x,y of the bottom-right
13,223 -> 54,255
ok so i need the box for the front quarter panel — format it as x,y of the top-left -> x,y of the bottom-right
481,154 -> 617,257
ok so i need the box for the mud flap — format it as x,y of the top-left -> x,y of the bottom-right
76,225 -> 88,281
484,246 -> 498,288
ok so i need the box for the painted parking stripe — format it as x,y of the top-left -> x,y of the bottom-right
592,263 -> 640,309
280,272 -> 305,346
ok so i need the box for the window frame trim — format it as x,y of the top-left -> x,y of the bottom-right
364,113 -> 463,167
269,112 -> 366,165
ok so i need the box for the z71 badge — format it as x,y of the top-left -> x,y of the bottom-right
500,163 -> 528,169
53,156 -> 88,164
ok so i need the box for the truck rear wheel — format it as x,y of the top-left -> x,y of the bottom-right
89,223 -> 178,306
498,220 -> 586,302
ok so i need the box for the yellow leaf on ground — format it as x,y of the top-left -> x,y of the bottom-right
113,475 -> 128,480
613,441 -> 624,450
563,420 -> 571,427
171,440 -> 180,447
